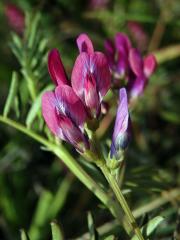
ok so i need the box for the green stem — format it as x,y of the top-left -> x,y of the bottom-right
153,44 -> 180,64
0,116 -> 131,236
100,164 -> 144,240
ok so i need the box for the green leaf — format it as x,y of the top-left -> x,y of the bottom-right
3,72 -> 18,117
160,111 -> 180,124
144,216 -> 164,237
131,216 -> 164,240
88,212 -> 99,240
11,32 -> 22,50
48,174 -> 73,219
104,236 -> 115,240
26,84 -> 54,128
20,229 -> 30,240
28,13 -> 41,49
28,190 -> 53,240
51,221 -> 64,240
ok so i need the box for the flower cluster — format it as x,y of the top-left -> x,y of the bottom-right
42,34 -> 111,153
104,32 -> 157,100
42,32 -> 157,160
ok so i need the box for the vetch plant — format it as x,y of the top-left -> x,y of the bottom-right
42,33 -> 144,240
1,6 -> 179,239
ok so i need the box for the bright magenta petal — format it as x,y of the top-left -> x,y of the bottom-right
72,52 -> 90,101
55,85 -> 87,126
129,48 -> 144,76
91,52 -> 111,100
48,49 -> 68,86
143,54 -> 157,78
71,52 -> 110,117
76,33 -> 94,54
42,91 -> 64,139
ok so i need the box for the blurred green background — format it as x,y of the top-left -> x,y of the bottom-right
0,0 -> 179,239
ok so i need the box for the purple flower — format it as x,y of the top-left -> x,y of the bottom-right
111,88 -> 130,158
127,21 -> 148,52
72,34 -> 111,118
104,33 -> 131,80
48,49 -> 69,86
5,3 -> 25,34
42,85 -> 89,152
128,48 -> 157,99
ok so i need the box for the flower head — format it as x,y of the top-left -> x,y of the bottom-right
104,33 -> 131,81
72,34 -> 111,118
110,88 -> 131,159
128,48 -> 157,99
4,3 -> 25,34
42,85 -> 89,152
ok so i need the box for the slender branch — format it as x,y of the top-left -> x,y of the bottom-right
79,188 -> 180,239
153,44 -> 180,64
100,164 -> 144,240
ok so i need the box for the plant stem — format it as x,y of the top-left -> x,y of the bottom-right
100,164 -> 144,240
0,115 -> 132,236
153,44 -> 180,64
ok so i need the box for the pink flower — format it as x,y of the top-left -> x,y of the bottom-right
72,33 -> 111,118
42,85 -> 89,152
128,48 -> 157,99
104,33 -> 131,81
4,3 -> 25,34
127,21 -> 148,52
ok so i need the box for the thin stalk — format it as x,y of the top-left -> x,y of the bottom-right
0,115 -> 131,236
100,164 -> 144,240
78,188 -> 180,239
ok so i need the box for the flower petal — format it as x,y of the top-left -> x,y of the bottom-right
76,33 -> 94,54
113,88 -> 129,140
111,88 -> 130,157
127,21 -> 148,52
55,85 -> 87,126
42,91 -> 64,139
91,52 -> 111,100
71,52 -> 89,102
128,75 -> 147,98
143,54 -> 157,78
129,48 -> 144,76
71,52 -> 111,108
48,49 -> 68,86
59,115 -> 89,152
115,33 -> 131,55
104,39 -> 115,70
